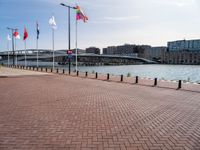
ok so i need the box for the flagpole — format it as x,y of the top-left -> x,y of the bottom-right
36,37 -> 38,67
75,18 -> 78,72
25,40 -> 27,67
8,51 -> 10,66
52,28 -> 55,70
7,39 -> 9,66
14,38 -> 17,66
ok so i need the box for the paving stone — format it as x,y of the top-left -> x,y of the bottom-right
0,74 -> 200,149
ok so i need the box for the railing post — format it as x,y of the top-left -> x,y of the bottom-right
63,69 -> 65,74
178,80 -> 182,89
95,72 -> 98,79
121,75 -> 123,82
107,73 -> 110,80
135,76 -> 139,84
154,78 -> 157,86
77,71 -> 79,76
85,71 -> 88,77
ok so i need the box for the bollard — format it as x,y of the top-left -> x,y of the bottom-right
37,67 -> 38,71
121,75 -> 123,82
178,80 -> 182,89
69,69 -> 71,75
135,76 -> 139,84
63,69 -> 65,74
107,73 -> 110,80
77,71 -> 79,76
85,71 -> 88,77
46,68 -> 47,72
154,78 -> 158,86
57,68 -> 59,73
96,72 -> 98,79
51,68 -> 53,72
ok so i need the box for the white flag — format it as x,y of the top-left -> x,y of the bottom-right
49,16 -> 57,29
7,34 -> 11,41
13,31 -> 20,39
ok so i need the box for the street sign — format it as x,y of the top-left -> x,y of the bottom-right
67,50 -> 73,55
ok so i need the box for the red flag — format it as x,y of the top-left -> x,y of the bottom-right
23,27 -> 28,41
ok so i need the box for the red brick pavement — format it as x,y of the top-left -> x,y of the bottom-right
0,75 -> 200,150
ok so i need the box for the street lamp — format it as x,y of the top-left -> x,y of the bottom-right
7,27 -> 18,66
60,3 -> 76,74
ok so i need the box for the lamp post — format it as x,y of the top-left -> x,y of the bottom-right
60,3 -> 76,74
7,27 -> 18,66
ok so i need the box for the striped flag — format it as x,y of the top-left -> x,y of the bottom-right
76,6 -> 88,23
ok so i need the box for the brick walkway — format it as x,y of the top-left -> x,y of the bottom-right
0,67 -> 50,77
0,74 -> 200,150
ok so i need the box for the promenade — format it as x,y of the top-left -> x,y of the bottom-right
0,67 -> 200,150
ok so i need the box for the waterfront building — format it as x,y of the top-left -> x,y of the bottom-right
164,50 -> 200,65
103,46 -> 117,55
168,39 -> 200,51
86,47 -> 100,55
103,44 -> 151,58
165,39 -> 200,64
144,47 -> 167,63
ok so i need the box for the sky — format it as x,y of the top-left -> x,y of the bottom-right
0,0 -> 200,52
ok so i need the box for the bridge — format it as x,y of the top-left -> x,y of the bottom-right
0,49 -> 156,66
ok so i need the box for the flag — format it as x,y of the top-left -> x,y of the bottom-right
36,22 -> 40,39
13,31 -> 20,39
7,34 -> 11,41
23,27 -> 28,41
49,16 -> 57,29
76,5 -> 88,23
